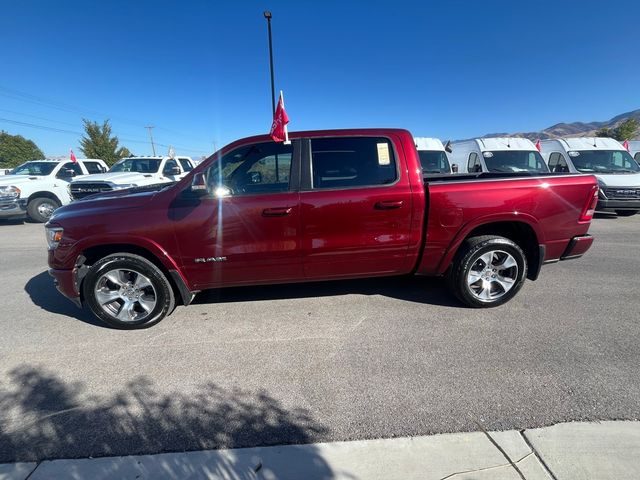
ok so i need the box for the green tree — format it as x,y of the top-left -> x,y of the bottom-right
596,118 -> 638,141
0,131 -> 45,169
79,119 -> 131,165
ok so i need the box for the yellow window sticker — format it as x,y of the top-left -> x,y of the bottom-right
377,142 -> 391,165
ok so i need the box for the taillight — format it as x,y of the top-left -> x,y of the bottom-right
579,186 -> 598,223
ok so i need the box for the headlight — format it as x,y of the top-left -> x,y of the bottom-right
45,227 -> 64,250
0,185 -> 21,199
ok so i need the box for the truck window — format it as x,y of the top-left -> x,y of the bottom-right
548,152 -> 569,173
635,153 -> 640,164
58,162 -> 84,177
418,151 -> 450,174
111,158 -> 162,173
179,159 -> 193,172
10,162 -> 57,176
163,159 -> 179,174
83,161 -> 105,174
468,153 -> 481,172
482,151 -> 548,173
206,141 -> 292,195
310,137 -> 397,189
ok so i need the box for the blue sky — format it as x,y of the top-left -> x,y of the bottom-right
1,0 -> 638,157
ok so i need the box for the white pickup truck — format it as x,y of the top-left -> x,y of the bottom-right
0,158 -> 108,222
69,156 -> 194,201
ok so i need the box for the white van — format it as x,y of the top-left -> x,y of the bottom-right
539,137 -> 640,216
414,137 -> 452,174
627,141 -> 640,165
450,138 -> 549,174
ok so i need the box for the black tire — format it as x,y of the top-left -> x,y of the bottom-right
447,235 -> 527,308
83,253 -> 175,329
615,210 -> 638,217
27,197 -> 60,223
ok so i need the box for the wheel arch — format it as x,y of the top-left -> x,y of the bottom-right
78,242 -> 193,306
27,191 -> 62,205
439,216 -> 542,281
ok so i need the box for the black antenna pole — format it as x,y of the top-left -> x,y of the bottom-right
264,11 -> 276,116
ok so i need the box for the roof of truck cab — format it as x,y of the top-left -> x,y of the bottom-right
542,137 -> 625,151
414,137 -> 445,151
476,137 -> 536,151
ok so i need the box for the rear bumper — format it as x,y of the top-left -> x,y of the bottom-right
560,234 -> 594,260
597,198 -> 640,212
48,268 -> 82,308
0,198 -> 27,218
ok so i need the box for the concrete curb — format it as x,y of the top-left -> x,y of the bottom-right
2,421 -> 638,480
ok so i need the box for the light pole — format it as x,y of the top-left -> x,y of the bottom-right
264,11 -> 276,115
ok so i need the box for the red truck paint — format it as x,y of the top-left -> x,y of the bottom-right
46,129 -> 597,323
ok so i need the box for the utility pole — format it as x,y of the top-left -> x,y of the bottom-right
145,125 -> 156,156
263,11 -> 276,115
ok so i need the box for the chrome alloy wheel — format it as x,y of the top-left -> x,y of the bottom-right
38,201 -> 57,219
466,250 -> 518,302
94,269 -> 157,322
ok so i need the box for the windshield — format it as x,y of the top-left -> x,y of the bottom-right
418,150 -> 450,174
569,150 -> 640,173
10,162 -> 57,176
483,150 -> 549,173
110,158 -> 161,173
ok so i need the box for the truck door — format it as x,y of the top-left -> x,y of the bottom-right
169,140 -> 302,289
300,135 -> 413,279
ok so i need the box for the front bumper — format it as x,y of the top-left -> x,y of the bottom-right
0,198 -> 27,218
597,198 -> 640,211
48,268 -> 82,308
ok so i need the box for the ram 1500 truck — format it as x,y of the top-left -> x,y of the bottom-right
46,129 -> 598,329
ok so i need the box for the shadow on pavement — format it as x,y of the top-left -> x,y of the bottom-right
194,275 -> 462,308
24,271 -> 108,328
0,365 -> 335,478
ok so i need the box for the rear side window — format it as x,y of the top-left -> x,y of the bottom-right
179,159 -> 193,172
310,137 -> 397,189
468,153 -> 481,172
83,161 -> 105,174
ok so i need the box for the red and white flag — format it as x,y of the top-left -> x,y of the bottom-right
269,91 -> 290,143
70,149 -> 77,163
535,139 -> 541,152
623,140 -> 630,151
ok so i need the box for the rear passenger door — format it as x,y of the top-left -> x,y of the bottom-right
300,135 -> 413,279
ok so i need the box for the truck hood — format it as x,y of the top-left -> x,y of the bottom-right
595,172 -> 640,187
50,185 -> 168,223
73,172 -> 158,185
0,175 -> 46,186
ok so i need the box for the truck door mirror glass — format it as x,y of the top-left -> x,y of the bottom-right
57,169 -> 75,179
189,172 -> 208,196
250,171 -> 262,184
451,163 -> 459,173
165,166 -> 181,176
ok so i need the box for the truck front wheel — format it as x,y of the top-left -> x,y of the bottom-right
83,253 -> 175,329
447,235 -> 527,308
27,197 -> 60,223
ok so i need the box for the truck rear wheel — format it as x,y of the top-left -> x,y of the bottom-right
27,197 -> 60,223
615,210 -> 638,217
447,235 -> 527,308
83,253 -> 175,329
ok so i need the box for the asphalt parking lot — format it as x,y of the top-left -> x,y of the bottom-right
1,215 -> 639,463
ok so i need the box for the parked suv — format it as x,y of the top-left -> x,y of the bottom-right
539,137 -> 640,216
69,156 -> 194,200
0,158 -> 107,222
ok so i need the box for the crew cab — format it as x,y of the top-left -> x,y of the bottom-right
451,138 -> 550,174
69,156 -> 194,200
0,158 -> 107,222
46,129 -> 598,329
539,137 -> 640,217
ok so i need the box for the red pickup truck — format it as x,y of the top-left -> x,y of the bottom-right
46,129 -> 598,329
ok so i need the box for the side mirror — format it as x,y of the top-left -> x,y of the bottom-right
188,172 -> 208,196
250,171 -> 262,184
451,163 -> 459,173
164,166 -> 181,176
57,169 -> 76,178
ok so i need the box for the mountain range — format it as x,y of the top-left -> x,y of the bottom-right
480,109 -> 640,141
